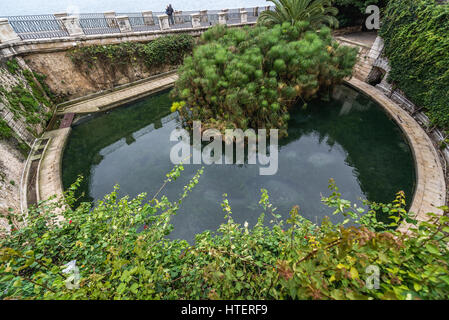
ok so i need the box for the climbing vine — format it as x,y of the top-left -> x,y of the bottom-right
380,0 -> 449,129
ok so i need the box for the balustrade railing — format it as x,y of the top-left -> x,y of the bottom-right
0,6 -> 273,43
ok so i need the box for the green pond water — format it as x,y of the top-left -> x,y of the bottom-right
62,85 -> 416,241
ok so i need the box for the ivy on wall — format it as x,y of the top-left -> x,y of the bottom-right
68,34 -> 194,71
380,0 -> 449,130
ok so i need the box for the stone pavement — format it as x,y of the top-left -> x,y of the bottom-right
58,72 -> 178,114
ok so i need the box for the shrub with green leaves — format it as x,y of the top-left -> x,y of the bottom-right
172,23 -> 357,136
68,34 -> 194,72
1,166 -> 448,300
380,0 -> 449,129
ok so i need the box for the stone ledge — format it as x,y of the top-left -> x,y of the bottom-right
57,72 -> 178,114
0,22 -> 257,58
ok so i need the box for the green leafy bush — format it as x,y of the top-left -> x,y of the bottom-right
1,167 -> 448,300
172,23 -> 357,136
380,0 -> 449,129
68,34 -> 194,71
0,60 -> 53,130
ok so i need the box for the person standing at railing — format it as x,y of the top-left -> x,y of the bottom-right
166,4 -> 175,25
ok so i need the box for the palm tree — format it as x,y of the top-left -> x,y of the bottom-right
258,0 -> 339,29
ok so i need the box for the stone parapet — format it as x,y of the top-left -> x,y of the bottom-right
0,18 -> 21,44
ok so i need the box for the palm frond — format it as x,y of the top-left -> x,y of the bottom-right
258,0 -> 339,29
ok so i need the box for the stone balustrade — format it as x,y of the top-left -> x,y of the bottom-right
0,6 -> 267,43
58,16 -> 84,36
0,18 -> 21,43
158,14 -> 170,30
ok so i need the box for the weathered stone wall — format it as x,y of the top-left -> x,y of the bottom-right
24,50 -> 174,101
0,25 -> 242,102
0,58 -> 54,234
0,139 -> 24,235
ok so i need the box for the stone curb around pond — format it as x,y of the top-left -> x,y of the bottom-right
345,78 -> 446,235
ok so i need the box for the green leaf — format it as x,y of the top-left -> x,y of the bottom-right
425,244 -> 440,255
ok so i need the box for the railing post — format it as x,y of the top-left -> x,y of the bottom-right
158,15 -> 170,30
190,13 -> 201,28
54,12 -> 68,19
104,11 -> 117,28
58,16 -> 84,37
174,11 -> 183,24
116,15 -> 132,32
0,18 -> 21,43
199,10 -> 208,23
218,12 -> 227,25
222,9 -> 229,20
240,10 -> 248,23
254,7 -> 259,17
142,11 -> 155,25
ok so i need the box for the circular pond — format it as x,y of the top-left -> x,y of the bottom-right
62,84 -> 416,241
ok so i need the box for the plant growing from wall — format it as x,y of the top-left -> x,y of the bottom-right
0,119 -> 13,139
0,60 -> 54,134
68,34 -> 194,75
172,23 -> 357,136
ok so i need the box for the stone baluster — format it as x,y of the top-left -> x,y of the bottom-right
218,12 -> 227,25
254,7 -> 259,17
0,18 -> 21,43
116,16 -> 132,33
174,11 -> 183,24
199,10 -> 208,23
142,11 -> 155,25
158,15 -> 170,30
190,13 -> 201,28
53,12 -> 68,19
240,10 -> 248,23
222,9 -> 229,20
58,16 -> 84,37
104,11 -> 117,28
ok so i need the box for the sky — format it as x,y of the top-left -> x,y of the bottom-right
0,0 -> 270,16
